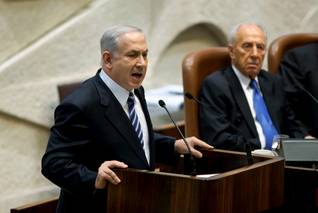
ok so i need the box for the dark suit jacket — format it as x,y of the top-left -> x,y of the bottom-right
279,42 -> 318,137
199,67 -> 307,151
41,70 -> 176,213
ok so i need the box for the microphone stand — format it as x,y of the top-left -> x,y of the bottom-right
158,100 -> 197,176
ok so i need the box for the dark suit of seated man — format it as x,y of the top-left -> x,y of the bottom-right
41,25 -> 212,213
199,23 -> 308,152
279,42 -> 318,138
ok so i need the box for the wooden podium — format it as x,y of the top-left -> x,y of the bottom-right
107,149 -> 284,213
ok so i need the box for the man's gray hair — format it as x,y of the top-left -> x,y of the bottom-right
228,22 -> 267,45
100,25 -> 143,54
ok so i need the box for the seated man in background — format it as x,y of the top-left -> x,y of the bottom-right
199,22 -> 309,152
279,42 -> 318,138
42,25 -> 212,213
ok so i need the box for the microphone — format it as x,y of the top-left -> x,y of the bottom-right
295,83 -> 318,105
185,92 -> 210,107
185,92 -> 254,165
245,143 -> 254,165
158,100 -> 197,176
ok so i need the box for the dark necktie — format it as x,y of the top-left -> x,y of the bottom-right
127,92 -> 144,147
250,79 -> 278,150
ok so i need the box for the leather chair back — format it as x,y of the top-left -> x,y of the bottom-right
182,47 -> 231,137
268,33 -> 318,73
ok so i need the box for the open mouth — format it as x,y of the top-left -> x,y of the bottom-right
132,73 -> 142,77
131,72 -> 143,80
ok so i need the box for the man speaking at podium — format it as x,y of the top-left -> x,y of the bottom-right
41,25 -> 212,213
199,22 -> 309,152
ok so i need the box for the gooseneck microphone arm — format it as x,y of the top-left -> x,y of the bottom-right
285,74 -> 318,105
185,92 -> 210,107
158,100 -> 197,176
296,83 -> 318,105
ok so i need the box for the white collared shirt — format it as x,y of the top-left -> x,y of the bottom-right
232,65 -> 266,149
99,70 -> 150,163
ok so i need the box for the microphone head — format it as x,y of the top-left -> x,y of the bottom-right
185,92 -> 194,100
158,100 -> 166,107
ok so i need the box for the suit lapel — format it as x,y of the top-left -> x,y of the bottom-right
93,73 -> 149,167
225,68 -> 258,137
258,72 -> 279,130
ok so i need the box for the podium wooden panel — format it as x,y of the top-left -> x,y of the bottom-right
107,149 -> 284,213
10,197 -> 58,213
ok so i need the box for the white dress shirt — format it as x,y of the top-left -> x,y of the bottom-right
232,65 -> 266,149
99,70 -> 150,163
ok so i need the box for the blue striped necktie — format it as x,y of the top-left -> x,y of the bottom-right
250,79 -> 278,150
127,92 -> 144,147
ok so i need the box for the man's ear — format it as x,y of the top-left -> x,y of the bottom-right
102,51 -> 112,70
228,45 -> 235,60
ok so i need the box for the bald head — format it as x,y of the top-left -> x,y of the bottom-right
228,23 -> 267,79
228,23 -> 267,46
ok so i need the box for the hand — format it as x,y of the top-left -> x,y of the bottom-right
95,160 -> 128,189
174,136 -> 213,158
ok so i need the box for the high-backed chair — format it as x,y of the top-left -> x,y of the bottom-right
57,82 -> 81,102
268,33 -> 318,73
182,47 -> 231,137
